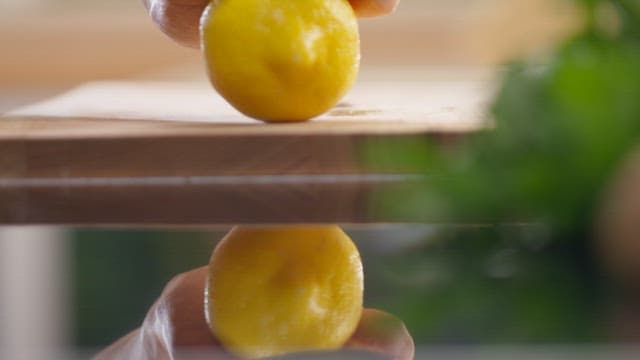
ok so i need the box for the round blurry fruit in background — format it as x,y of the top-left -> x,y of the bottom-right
200,0 -> 360,122
205,226 -> 364,359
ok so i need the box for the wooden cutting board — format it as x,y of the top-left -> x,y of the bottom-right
0,80 -> 492,225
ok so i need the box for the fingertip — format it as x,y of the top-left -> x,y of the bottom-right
349,0 -> 400,18
160,267 -> 208,298
347,309 -> 415,360
158,267 -> 220,348
147,0 -> 205,48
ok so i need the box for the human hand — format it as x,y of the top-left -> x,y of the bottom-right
94,266 -> 414,359
143,0 -> 401,48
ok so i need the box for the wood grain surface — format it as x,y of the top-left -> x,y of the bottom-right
0,80 -> 491,225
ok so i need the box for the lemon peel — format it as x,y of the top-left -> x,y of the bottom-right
200,0 -> 360,122
205,226 -> 364,359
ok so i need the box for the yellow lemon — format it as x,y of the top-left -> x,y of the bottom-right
205,226 -> 364,358
200,0 -> 360,122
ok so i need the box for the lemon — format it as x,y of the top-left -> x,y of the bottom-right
205,226 -> 364,358
200,0 -> 360,122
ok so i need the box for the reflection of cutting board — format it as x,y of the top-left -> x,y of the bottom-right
0,80 -> 492,225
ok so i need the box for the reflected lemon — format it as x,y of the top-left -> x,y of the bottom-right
200,0 -> 360,122
205,226 -> 364,358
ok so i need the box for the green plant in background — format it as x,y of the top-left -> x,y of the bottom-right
364,226 -> 603,343
366,0 -> 640,344
380,0 -> 640,232
73,230 -> 218,347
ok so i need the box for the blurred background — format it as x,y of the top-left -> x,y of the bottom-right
0,0 -> 578,111
3,0 -> 640,359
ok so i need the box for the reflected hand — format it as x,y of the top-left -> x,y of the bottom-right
94,267 -> 414,359
143,0 -> 400,48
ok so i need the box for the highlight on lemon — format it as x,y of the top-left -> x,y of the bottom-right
205,226 -> 364,359
200,0 -> 360,123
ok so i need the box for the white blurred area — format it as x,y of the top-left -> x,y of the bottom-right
0,228 -> 70,360
1,0 -> 44,13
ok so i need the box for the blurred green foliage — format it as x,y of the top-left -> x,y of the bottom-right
73,230 -> 218,346
364,226 -> 604,343
372,0 -> 640,232
444,33 -> 640,230
364,0 -> 640,344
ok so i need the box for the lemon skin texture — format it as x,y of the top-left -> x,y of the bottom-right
200,0 -> 360,122
205,226 -> 364,359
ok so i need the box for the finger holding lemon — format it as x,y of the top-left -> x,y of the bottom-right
145,0 -> 400,122
128,2 -> 415,357
95,226 -> 415,360
144,0 -> 400,48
